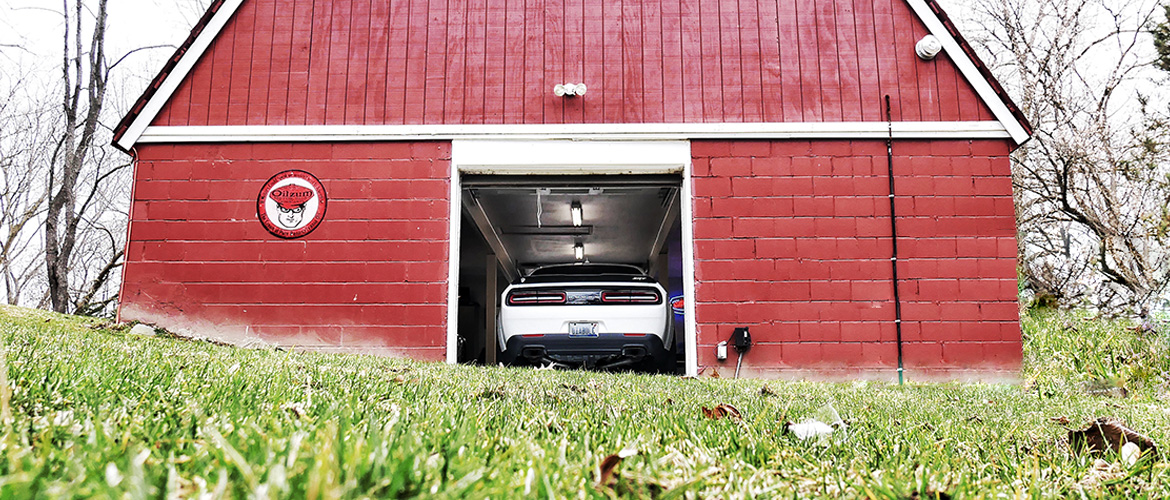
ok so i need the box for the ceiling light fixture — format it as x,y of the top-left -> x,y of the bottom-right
574,242 -> 584,261
570,201 -> 583,227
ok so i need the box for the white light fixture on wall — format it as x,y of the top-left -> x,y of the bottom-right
915,35 -> 942,60
574,242 -> 584,261
554,83 -> 587,97
570,201 -> 583,227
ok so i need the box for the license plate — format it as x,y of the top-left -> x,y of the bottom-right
568,322 -> 598,337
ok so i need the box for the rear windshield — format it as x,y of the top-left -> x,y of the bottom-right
520,264 -> 650,283
529,264 -> 643,277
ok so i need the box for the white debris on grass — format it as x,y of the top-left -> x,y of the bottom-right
787,403 -> 848,445
128,324 -> 155,337
1121,441 -> 1141,467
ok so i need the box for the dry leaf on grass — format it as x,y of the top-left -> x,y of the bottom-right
760,385 -> 777,396
1049,416 -> 1071,426
597,448 -> 638,487
1068,417 -> 1158,457
701,404 -> 742,420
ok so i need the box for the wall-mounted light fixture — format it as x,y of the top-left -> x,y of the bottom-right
915,35 -> 942,60
574,242 -> 585,261
570,201 -> 583,227
554,83 -> 587,97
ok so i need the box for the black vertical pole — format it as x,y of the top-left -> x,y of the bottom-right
885,95 -> 905,385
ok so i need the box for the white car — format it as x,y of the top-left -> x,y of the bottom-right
498,263 -> 675,371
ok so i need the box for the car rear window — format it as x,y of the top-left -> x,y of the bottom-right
529,265 -> 642,276
520,264 -> 651,283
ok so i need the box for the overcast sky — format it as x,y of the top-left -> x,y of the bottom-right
0,0 -> 206,113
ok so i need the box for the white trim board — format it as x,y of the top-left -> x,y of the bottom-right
134,121 -> 1012,144
115,0 -> 246,151
447,139 -> 698,376
905,0 -> 1030,144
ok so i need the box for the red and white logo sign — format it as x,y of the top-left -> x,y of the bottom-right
258,170 -> 327,239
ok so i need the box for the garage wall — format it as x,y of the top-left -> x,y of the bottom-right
147,0 -> 993,128
690,139 -> 1020,378
119,141 -> 451,359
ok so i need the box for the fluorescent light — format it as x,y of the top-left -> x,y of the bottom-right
574,242 -> 584,261
570,201 -> 583,227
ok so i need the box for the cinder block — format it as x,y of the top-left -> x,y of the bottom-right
834,197 -> 877,217
711,197 -> 757,217
694,176 -> 733,197
807,139 -> 852,156
795,238 -> 838,257
771,176 -> 813,196
892,140 -> 933,156
840,323 -> 882,342
980,302 -> 1020,322
729,141 -> 772,157
810,281 -> 851,300
862,341 -> 897,366
969,140 -> 1011,157
973,176 -> 1012,195
850,140 -> 887,157
821,342 -> 865,364
939,302 -> 982,321
902,342 -> 945,368
751,156 -> 792,176
780,342 -> 822,365
691,141 -> 733,158
732,217 -> 776,238
749,197 -> 795,217
983,341 -> 1023,366
710,157 -> 754,177
780,258 -> 831,280
769,281 -> 812,301
695,302 -> 738,323
696,239 -> 756,260
731,177 -> 774,197
930,140 -> 972,157
851,281 -> 892,301
693,217 -> 733,238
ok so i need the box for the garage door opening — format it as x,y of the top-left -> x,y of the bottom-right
455,175 -> 686,373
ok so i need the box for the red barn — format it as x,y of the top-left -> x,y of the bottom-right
113,0 -> 1030,379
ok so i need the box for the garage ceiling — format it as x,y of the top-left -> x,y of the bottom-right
462,175 -> 680,276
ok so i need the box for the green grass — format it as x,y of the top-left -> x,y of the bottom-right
1,305 -> 1169,498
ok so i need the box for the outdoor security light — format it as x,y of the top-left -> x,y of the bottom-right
554,83 -> 587,97
570,201 -> 583,227
915,35 -> 942,60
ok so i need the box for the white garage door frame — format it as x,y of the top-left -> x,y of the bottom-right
447,139 -> 698,376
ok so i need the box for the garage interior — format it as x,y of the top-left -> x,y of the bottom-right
456,174 -> 685,371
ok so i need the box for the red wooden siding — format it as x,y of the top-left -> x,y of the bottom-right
153,0 -> 994,127
691,139 -> 1020,377
120,142 -> 452,359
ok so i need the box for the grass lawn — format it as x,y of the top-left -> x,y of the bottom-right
1,305 -> 1169,498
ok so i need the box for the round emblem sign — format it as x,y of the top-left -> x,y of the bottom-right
257,170 -> 327,239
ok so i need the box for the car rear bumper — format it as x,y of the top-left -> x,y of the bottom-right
501,333 -> 671,370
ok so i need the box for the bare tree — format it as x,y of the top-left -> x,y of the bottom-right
42,0 -> 140,315
0,77 -> 51,306
950,0 -> 1170,312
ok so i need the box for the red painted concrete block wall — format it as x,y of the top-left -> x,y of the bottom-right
691,139 -> 1020,379
153,0 -> 993,128
119,142 -> 452,360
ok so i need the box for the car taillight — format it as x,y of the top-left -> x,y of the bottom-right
507,291 -> 567,305
670,296 -> 685,314
600,289 -> 660,304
